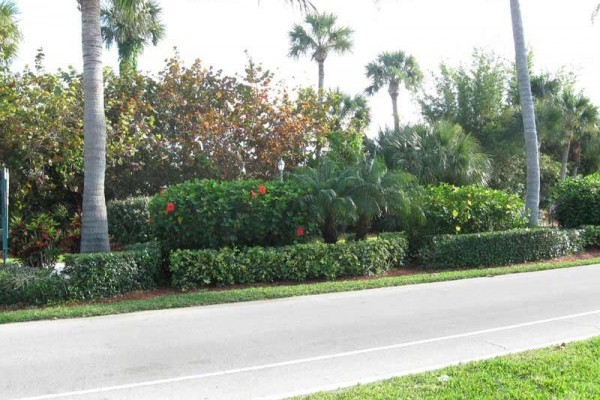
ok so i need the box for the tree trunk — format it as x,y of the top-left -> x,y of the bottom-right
388,81 -> 400,132
560,139 -> 571,180
318,60 -> 324,91
322,217 -> 338,244
510,0 -> 540,227
571,141 -> 581,177
80,0 -> 110,253
354,214 -> 371,241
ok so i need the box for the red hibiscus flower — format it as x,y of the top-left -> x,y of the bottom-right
258,185 -> 267,195
296,226 -> 305,237
250,190 -> 258,198
166,202 -> 176,214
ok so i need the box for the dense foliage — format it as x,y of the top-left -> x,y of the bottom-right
149,179 -> 316,252
107,197 -> 152,246
420,228 -> 583,269
552,174 -> 600,228
169,233 -> 408,290
581,225 -> 600,249
0,266 -> 68,306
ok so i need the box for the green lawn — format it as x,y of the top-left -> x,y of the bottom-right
297,336 -> 600,399
1,257 -> 599,324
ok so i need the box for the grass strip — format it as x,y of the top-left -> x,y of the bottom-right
296,336 -> 600,399
1,257 -> 599,325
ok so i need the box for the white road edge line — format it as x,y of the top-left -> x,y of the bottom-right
13,308 -> 600,400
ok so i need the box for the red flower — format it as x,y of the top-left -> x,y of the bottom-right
258,185 -> 267,195
296,226 -> 305,237
166,202 -> 176,214
250,190 -> 258,198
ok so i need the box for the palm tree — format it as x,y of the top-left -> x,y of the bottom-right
78,0 -> 314,253
288,12 -> 353,91
510,0 -> 540,227
0,0 -> 21,67
292,159 -> 357,244
378,122 -> 491,186
101,0 -> 165,75
552,89 -> 598,179
365,51 -> 422,132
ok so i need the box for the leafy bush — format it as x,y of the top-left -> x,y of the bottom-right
420,228 -> 583,269
420,184 -> 527,236
581,226 -> 600,249
107,197 -> 152,246
9,214 -> 62,269
0,266 -> 69,307
170,233 -> 408,290
552,174 -> 600,228
149,179 -> 316,252
63,243 -> 162,301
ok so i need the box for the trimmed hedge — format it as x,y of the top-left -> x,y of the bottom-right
107,197 -> 152,246
149,179 -> 316,252
169,233 -> 408,290
0,266 -> 68,306
420,228 -> 584,269
553,174 -> 600,228
64,243 -> 162,301
582,225 -> 600,249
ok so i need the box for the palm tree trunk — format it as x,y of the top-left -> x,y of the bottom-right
322,217 -> 338,244
510,0 -> 540,227
80,0 -> 110,253
388,82 -> 400,132
571,141 -> 581,177
354,214 -> 371,241
560,139 -> 571,180
318,60 -> 324,91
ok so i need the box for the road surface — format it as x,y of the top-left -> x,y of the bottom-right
2,264 -> 600,400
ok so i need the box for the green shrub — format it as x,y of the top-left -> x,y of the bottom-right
581,225 -> 600,249
107,197 -> 152,246
553,174 -> 600,228
149,179 -> 316,252
9,213 -> 62,269
169,233 -> 408,290
420,228 -> 584,269
420,184 -> 527,235
64,243 -> 162,300
0,266 -> 68,306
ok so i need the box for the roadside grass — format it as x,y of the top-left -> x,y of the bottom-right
296,336 -> 600,399
1,257 -> 599,325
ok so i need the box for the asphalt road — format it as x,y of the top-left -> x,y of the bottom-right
3,264 -> 600,400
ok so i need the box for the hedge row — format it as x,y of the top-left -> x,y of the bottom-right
107,197 -> 152,246
149,179 -> 317,252
170,233 -> 408,290
582,225 -> 600,249
0,243 -> 162,307
553,174 -> 600,228
420,228 -> 584,269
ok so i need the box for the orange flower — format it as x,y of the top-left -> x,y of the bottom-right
258,185 -> 267,195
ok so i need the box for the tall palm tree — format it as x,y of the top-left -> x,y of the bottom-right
553,89 -> 598,179
78,0 -> 314,252
0,0 -> 21,67
365,51 -> 422,132
288,12 -> 353,91
101,0 -> 165,75
510,0 -> 540,227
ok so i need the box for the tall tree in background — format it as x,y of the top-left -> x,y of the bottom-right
101,0 -> 165,75
288,12 -> 353,91
510,0 -> 540,227
365,51 -> 422,132
0,0 -> 21,66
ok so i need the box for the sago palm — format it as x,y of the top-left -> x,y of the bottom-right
288,12 -> 353,91
0,0 -> 21,67
365,51 -> 422,132
101,0 -> 165,75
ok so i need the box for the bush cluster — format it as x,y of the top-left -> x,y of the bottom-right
0,243 -> 161,307
169,233 -> 408,290
107,197 -> 152,246
553,174 -> 600,228
420,228 -> 583,269
149,179 -> 316,252
581,225 -> 600,249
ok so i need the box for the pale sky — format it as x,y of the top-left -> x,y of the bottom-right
11,0 -> 600,135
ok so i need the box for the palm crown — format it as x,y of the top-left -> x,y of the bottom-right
0,0 -> 21,67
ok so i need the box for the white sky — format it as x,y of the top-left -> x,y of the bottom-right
11,0 -> 600,135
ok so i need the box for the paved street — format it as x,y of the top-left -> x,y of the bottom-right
2,264 -> 600,400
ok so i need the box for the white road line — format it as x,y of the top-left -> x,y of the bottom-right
13,308 -> 600,400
